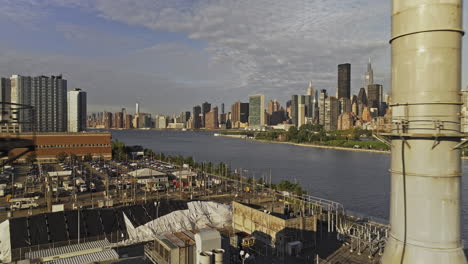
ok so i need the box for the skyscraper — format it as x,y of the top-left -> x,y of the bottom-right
339,97 -> 352,114
10,75 -> 32,131
30,75 -> 68,132
155,115 -> 166,129
205,106 -> 219,129
297,96 -> 306,127
114,112 -> 124,128
324,96 -> 339,130
367,84 -> 383,109
357,87 -> 368,116
291,95 -> 306,128
305,89 -> 318,122
318,89 -> 328,126
337,63 -> 351,99
365,58 -> 374,87
0,78 -> 11,124
67,88 -> 87,132
267,100 -> 280,115
291,95 -> 298,127
104,112 -> 113,129
248,94 -> 265,127
231,101 -> 249,127
192,105 -> 202,129
201,102 -> 211,128
307,81 -> 314,96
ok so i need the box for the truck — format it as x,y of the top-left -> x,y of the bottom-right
79,184 -> 88,192
0,184 -> 7,197
75,177 -> 85,186
9,197 -> 39,210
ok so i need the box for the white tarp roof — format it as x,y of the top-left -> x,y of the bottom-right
124,201 -> 232,243
172,170 -> 197,179
127,168 -> 166,178
48,171 -> 72,177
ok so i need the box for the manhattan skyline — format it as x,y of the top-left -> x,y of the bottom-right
1,0 -> 468,115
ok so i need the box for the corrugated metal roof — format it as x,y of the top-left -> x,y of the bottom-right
45,249 -> 119,264
26,239 -> 111,259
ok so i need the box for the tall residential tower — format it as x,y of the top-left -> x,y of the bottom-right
67,88 -> 87,132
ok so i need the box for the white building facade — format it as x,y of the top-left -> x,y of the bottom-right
67,88 -> 87,132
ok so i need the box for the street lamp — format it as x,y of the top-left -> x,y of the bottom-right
154,201 -> 160,219
240,250 -> 250,264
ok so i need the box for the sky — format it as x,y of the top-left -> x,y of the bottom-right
0,0 -> 466,115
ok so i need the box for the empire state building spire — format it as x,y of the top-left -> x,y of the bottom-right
365,58 -> 374,87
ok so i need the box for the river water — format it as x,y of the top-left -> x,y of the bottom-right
110,129 -> 468,242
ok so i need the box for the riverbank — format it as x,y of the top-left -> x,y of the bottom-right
219,134 -> 389,154
220,134 -> 468,159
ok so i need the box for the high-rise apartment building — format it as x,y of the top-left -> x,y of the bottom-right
339,97 -> 352,114
30,75 -> 67,132
337,63 -> 351,99
324,96 -> 339,131
0,78 -> 11,124
10,75 -> 32,131
114,112 -> 124,129
248,95 -> 265,127
67,88 -> 87,132
103,112 -> 113,129
192,105 -> 202,129
205,106 -> 219,129
124,114 -> 133,129
155,115 -> 167,129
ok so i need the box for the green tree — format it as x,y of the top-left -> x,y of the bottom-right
84,153 -> 93,162
56,152 -> 68,163
144,148 -> 154,158
70,153 -> 78,163
112,140 -> 128,161
287,126 -> 299,141
184,156 -> 194,167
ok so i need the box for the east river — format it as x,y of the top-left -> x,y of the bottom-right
110,129 -> 468,242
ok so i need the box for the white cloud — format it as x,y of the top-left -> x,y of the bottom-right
69,0 -> 391,95
0,0 -> 394,113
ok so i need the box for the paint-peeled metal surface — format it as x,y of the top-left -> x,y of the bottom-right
382,0 -> 467,263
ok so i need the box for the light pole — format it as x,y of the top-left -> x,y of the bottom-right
154,201 -> 160,219
239,250 -> 250,264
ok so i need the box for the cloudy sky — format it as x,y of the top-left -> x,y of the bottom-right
0,0 -> 466,114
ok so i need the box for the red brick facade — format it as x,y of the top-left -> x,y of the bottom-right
6,132 -> 112,162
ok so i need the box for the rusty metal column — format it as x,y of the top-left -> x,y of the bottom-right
381,0 -> 467,263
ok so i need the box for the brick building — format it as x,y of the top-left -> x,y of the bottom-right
7,132 -> 112,162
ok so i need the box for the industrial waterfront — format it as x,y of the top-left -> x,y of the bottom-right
110,129 -> 468,242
